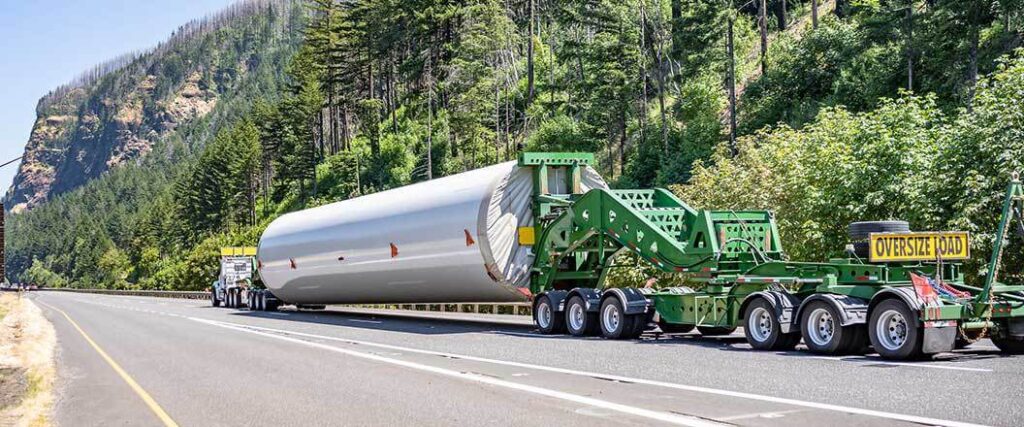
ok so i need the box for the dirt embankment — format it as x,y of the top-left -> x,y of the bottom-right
0,294 -> 56,427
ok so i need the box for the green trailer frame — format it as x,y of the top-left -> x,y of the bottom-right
520,152 -> 1024,359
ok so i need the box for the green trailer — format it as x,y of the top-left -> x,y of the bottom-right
521,152 -> 1024,360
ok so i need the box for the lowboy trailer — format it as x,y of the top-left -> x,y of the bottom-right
522,153 -> 1024,360
245,152 -> 1024,360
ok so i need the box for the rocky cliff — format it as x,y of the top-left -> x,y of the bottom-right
5,0 -> 302,213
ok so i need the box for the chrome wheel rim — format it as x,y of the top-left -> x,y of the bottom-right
807,308 -> 835,346
569,303 -> 585,331
536,301 -> 552,329
602,303 -> 621,333
876,310 -> 908,351
748,307 -> 772,343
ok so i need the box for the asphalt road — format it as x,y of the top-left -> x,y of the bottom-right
29,291 -> 1024,427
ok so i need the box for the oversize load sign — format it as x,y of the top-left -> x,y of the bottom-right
868,232 -> 970,262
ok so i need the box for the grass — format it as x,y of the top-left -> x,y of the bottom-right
0,293 -> 55,426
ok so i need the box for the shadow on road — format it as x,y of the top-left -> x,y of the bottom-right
224,307 -> 1011,364
225,307 -> 533,336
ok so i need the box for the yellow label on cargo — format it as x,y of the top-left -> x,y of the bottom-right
868,232 -> 969,262
220,246 -> 257,257
518,227 -> 536,246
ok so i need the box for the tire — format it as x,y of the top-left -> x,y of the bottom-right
629,314 -> 649,338
845,325 -> 870,354
211,291 -> 221,307
744,299 -> 799,351
658,321 -> 695,334
992,334 -> 1024,354
868,299 -> 924,360
565,296 -> 599,337
257,293 -> 266,311
697,326 -> 737,336
849,221 -> 911,258
534,295 -> 566,335
800,301 -> 856,355
599,297 -> 635,339
848,221 -> 911,240
266,300 -> 279,312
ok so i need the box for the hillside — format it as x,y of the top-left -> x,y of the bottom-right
4,0 -> 304,213
6,0 -> 1024,290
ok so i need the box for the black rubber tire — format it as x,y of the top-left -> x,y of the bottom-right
212,291 -> 220,307
534,295 -> 566,335
800,301 -> 856,355
744,298 -> 799,351
868,299 -> 924,360
992,334 -> 1024,354
845,325 -> 870,354
629,314 -> 649,338
697,326 -> 737,336
658,321 -> 695,334
258,293 -> 266,311
265,300 -> 279,312
848,220 -> 911,240
599,297 -> 635,339
565,296 -> 600,337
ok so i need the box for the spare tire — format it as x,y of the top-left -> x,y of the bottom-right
848,221 -> 911,241
848,221 -> 910,258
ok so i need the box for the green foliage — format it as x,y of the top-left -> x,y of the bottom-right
679,53 -> 1024,283
23,258 -> 68,288
7,0 -> 1024,291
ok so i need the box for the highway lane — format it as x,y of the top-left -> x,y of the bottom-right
30,291 -> 1024,426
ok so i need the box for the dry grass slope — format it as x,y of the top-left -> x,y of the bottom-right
0,294 -> 56,427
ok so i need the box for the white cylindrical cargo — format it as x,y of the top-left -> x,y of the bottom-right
258,161 -> 607,304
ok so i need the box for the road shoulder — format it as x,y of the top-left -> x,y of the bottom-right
0,292 -> 56,427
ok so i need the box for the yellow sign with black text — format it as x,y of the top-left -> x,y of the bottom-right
868,232 -> 970,262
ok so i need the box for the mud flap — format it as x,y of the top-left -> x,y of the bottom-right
603,288 -> 652,315
923,324 -> 956,354
568,288 -> 602,312
539,290 -> 569,313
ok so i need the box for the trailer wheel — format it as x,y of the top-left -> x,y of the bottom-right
868,299 -> 923,360
257,293 -> 266,311
697,326 -> 736,336
599,297 -> 635,339
845,326 -> 870,354
744,299 -> 799,351
800,301 -> 856,354
565,296 -> 599,337
657,321 -> 695,334
534,295 -> 566,334
211,291 -> 220,307
992,335 -> 1024,354
629,314 -> 649,338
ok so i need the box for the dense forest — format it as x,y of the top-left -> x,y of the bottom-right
7,0 -> 1024,290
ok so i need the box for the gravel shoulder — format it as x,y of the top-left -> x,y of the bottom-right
0,292 -> 57,427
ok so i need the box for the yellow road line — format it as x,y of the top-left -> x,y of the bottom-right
36,299 -> 179,427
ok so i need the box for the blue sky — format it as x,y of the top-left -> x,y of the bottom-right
0,0 -> 237,199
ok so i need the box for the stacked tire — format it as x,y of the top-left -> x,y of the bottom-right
848,221 -> 910,258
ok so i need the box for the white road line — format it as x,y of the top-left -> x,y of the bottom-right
190,317 -> 721,427
188,317 -> 987,427
490,331 -> 564,338
717,409 -> 803,421
809,356 -> 993,372
347,319 -> 383,324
